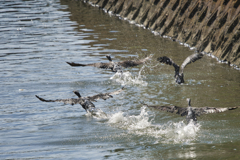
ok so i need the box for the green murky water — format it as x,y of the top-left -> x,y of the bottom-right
0,0 -> 239,159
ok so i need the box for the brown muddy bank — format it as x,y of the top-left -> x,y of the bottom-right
79,0 -> 240,68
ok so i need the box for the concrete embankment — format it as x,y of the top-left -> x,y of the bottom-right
82,0 -> 240,68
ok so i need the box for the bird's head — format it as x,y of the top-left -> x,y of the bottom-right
106,55 -> 112,61
73,90 -> 81,98
186,98 -> 191,107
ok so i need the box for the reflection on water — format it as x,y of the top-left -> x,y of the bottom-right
176,147 -> 197,159
0,0 -> 239,159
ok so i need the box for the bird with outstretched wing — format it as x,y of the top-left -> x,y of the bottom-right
36,88 -> 124,113
157,53 -> 203,84
143,98 -> 238,124
67,55 -> 152,72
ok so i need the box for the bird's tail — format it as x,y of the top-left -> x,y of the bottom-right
66,62 -> 87,67
35,95 -> 55,102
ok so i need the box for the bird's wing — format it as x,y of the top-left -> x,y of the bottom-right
147,105 -> 188,116
180,53 -> 203,74
85,87 -> 124,101
35,95 -> 80,105
157,56 -> 180,76
66,62 -> 113,69
107,87 -> 125,95
193,106 -> 238,115
118,55 -> 153,68
146,103 -> 238,117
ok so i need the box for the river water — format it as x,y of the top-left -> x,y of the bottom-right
1,0 -> 239,159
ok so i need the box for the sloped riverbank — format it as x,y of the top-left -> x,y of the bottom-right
82,0 -> 240,68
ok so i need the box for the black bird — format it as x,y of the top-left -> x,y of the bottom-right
186,98 -> 197,124
157,53 -> 204,84
143,98 -> 238,124
35,88 -> 124,114
66,55 -> 152,72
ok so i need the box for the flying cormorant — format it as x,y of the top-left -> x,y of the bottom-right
143,98 -> 238,124
35,88 -> 124,114
66,55 -> 152,72
157,53 -> 204,84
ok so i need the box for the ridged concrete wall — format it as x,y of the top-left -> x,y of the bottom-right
82,0 -> 240,68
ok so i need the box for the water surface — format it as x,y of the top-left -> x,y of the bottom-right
0,0 -> 239,159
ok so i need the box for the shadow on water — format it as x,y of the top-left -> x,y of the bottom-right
0,0 -> 239,159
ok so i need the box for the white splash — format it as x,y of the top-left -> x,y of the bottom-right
160,120 -> 201,144
107,106 -> 201,144
85,106 -> 201,144
85,108 -> 108,119
108,106 -> 152,130
110,65 -> 147,86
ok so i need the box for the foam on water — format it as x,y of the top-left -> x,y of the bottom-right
157,120 -> 201,144
110,65 -> 147,86
85,108 -> 108,119
108,107 -> 152,130
107,106 -> 201,144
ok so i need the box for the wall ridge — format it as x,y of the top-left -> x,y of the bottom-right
83,0 -> 240,69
